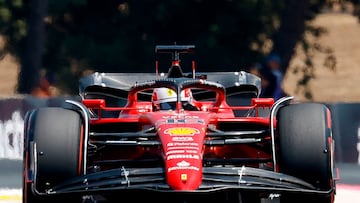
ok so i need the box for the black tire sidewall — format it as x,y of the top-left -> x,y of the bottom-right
277,103 -> 333,190
33,107 -> 83,192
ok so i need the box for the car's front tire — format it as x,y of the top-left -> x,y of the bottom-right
277,103 -> 335,203
23,107 -> 84,203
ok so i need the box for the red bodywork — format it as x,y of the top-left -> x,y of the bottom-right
82,96 -> 274,191
22,45 -> 336,203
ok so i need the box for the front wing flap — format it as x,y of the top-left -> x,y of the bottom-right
45,166 -> 332,195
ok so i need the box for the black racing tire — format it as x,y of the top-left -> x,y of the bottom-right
23,107 -> 84,203
277,103 -> 335,203
23,109 -> 39,203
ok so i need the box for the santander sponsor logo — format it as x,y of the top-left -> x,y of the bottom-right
168,160 -> 200,172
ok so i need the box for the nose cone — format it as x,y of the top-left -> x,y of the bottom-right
166,159 -> 202,190
159,125 -> 206,190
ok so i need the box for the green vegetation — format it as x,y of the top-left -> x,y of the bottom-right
1,0 -> 355,98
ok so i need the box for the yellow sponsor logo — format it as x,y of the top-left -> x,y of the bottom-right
164,127 -> 199,136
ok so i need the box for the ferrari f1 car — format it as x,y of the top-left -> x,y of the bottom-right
23,45 -> 337,203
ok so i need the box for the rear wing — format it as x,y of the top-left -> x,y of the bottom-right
155,45 -> 195,55
78,44 -> 262,106
79,71 -> 261,101
155,45 -> 196,78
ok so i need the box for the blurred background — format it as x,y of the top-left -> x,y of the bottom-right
0,0 -> 359,160
1,1 -> 360,202
1,0 -> 360,159
0,0 -> 359,101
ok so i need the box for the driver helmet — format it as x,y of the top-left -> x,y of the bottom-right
152,88 -> 194,111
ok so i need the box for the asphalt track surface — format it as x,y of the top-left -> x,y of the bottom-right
0,160 -> 359,203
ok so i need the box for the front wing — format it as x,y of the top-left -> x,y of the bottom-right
43,166 -> 333,196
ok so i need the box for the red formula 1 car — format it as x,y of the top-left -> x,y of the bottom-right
23,45 -> 337,203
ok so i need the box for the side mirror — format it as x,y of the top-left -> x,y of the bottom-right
251,98 -> 274,108
82,99 -> 106,109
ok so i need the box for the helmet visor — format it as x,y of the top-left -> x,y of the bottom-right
158,101 -> 199,111
159,102 -> 177,110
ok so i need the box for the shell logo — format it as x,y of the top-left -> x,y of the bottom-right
164,127 -> 200,136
